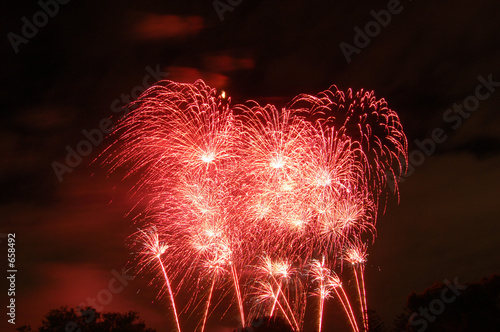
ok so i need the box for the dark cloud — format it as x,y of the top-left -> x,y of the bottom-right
132,14 -> 204,40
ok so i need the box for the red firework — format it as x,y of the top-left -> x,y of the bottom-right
104,79 -> 408,332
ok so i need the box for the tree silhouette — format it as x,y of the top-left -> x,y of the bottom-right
390,311 -> 411,332
367,309 -> 386,332
16,306 -> 156,332
394,274 -> 500,331
234,316 -> 294,332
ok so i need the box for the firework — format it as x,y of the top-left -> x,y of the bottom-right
105,79 -> 407,331
345,241 -> 369,332
135,228 -> 182,332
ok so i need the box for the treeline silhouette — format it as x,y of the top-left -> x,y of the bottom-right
16,306 -> 155,332
391,274 -> 500,332
17,275 -> 499,332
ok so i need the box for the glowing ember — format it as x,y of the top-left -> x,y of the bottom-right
105,79 -> 408,331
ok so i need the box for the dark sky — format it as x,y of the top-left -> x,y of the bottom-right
1,0 -> 500,331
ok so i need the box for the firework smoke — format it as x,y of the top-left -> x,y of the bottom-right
105,79 -> 407,331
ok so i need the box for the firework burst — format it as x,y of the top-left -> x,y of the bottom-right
105,79 -> 407,331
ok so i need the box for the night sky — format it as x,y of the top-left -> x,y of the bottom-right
2,0 -> 500,331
